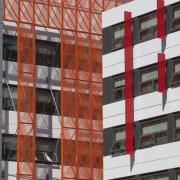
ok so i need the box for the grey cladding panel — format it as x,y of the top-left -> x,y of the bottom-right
103,128 -> 113,156
103,26 -> 113,55
103,77 -> 113,105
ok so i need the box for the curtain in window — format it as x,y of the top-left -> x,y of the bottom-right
176,116 -> 180,128
114,26 -> 124,39
141,68 -> 158,82
175,61 -> 180,73
141,14 -> 157,30
142,120 -> 167,135
114,77 -> 125,88
115,129 -> 125,141
177,171 -> 180,180
174,6 -> 180,19
143,174 -> 168,180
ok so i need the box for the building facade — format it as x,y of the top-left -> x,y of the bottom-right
1,0 -> 127,179
103,0 -> 180,179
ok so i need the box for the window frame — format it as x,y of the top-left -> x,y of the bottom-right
112,74 -> 125,101
139,11 -> 157,43
176,168 -> 180,180
175,113 -> 180,141
2,134 -> 60,165
112,23 -> 124,51
111,126 -> 126,155
140,65 -> 158,95
139,116 -> 168,149
171,57 -> 180,88
142,171 -> 169,180
171,3 -> 180,32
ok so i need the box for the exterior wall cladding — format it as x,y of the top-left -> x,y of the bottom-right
102,0 -> 180,180
2,24 -> 62,179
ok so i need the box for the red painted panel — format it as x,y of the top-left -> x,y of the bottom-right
124,11 -> 133,155
158,53 -> 166,93
157,0 -> 165,39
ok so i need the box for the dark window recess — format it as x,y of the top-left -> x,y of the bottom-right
176,169 -> 180,180
139,117 -> 168,148
112,24 -> 124,50
3,35 -> 60,67
113,75 -> 125,101
111,126 -> 125,155
2,134 -> 60,164
3,84 -> 61,115
172,4 -> 180,32
171,58 -> 180,87
140,66 -> 158,94
175,114 -> 180,140
36,40 -> 60,67
139,12 -> 157,42
3,35 -> 17,62
142,171 -> 169,180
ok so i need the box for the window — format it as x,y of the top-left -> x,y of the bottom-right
2,134 -> 60,164
142,172 -> 169,180
2,135 -> 17,161
36,40 -> 60,67
140,66 -> 158,94
172,4 -> 180,32
112,126 -> 125,155
3,35 -> 17,62
3,85 -> 17,111
171,58 -> 180,87
3,35 -> 61,67
36,138 -> 59,164
176,169 -> 180,180
175,114 -> 180,140
112,24 -> 124,50
140,12 -> 157,42
3,84 -> 61,115
139,117 -> 168,148
113,75 -> 125,100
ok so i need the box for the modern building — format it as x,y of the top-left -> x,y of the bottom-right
2,22 -> 62,179
102,0 -> 180,179
1,0 -> 130,179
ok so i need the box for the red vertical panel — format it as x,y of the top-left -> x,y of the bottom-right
158,53 -> 166,93
157,0 -> 165,39
124,11 -> 133,155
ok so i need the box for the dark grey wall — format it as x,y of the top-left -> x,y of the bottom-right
0,0 -> 3,179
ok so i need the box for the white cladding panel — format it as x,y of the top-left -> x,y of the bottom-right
3,110 -> 61,138
104,142 -> 180,179
102,0 -> 180,28
103,86 -> 180,128
103,31 -> 180,78
2,161 -> 61,179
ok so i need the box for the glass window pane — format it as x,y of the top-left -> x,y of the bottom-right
143,173 -> 168,180
142,119 -> 167,135
113,26 -> 124,39
175,60 -> 180,73
176,115 -> 180,128
141,68 -> 158,82
141,81 -> 153,94
141,13 -> 157,30
114,77 -> 125,88
174,6 -> 180,19
177,170 -> 180,180
114,88 -> 123,100
3,35 -> 17,61
115,128 -> 125,141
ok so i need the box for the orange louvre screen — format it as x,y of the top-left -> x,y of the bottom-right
17,23 -> 36,180
3,0 -> 134,179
